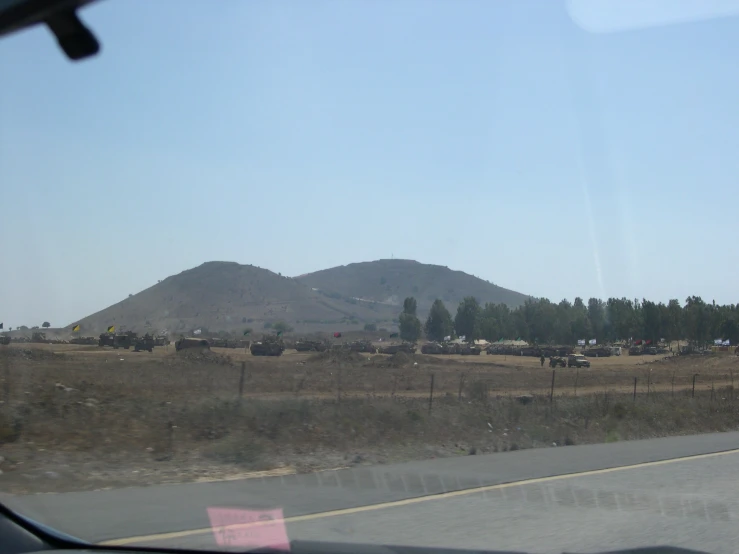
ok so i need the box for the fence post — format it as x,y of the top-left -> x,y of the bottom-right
731,370 -> 735,403
337,365 -> 343,404
633,377 -> 637,401
647,370 -> 651,401
2,354 -> 9,406
711,377 -> 715,402
238,361 -> 246,399
729,369 -> 734,402
550,369 -> 556,403
574,369 -> 579,397
166,401 -> 174,455
428,373 -> 435,414
692,374 -> 698,398
671,371 -> 675,398
458,373 -> 466,401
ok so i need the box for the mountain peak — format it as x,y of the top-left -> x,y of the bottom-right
71,259 -> 528,335
296,259 -> 528,314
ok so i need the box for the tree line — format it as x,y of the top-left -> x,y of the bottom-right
398,296 -> 739,346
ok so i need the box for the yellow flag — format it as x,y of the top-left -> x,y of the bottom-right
72,324 -> 80,332
107,326 -> 115,333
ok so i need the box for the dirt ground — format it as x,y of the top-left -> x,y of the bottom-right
5,342 -> 732,399
1,343 -> 738,494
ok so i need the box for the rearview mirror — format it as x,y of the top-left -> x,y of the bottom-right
568,0 -> 739,33
0,0 -> 101,60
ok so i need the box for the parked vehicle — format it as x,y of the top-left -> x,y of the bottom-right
250,335 -> 285,356
583,347 -> 611,357
549,356 -> 566,368
134,334 -> 155,352
175,337 -> 210,351
379,343 -> 416,355
567,354 -> 591,368
113,333 -> 135,350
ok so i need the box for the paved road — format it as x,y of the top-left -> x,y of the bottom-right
5,432 -> 739,553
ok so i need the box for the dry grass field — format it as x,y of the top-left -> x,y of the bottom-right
1,343 -> 738,494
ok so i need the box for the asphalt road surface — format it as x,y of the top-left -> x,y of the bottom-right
5,432 -> 739,553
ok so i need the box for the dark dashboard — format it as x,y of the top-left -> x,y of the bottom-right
0,500 -> 715,554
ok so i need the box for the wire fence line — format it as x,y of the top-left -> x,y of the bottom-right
233,361 -> 738,409
2,353 -> 735,414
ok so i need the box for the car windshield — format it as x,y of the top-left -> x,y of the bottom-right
2,1 -> 739,553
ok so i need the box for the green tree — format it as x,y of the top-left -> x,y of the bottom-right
399,296 -> 421,342
525,298 -> 557,343
664,299 -> 683,341
570,298 -> 592,343
350,291 -> 739,348
273,321 -> 293,334
707,301 -> 724,341
684,296 -> 708,343
424,299 -> 454,341
477,302 -> 515,342
720,317 -> 739,345
553,299 -> 573,344
454,296 -> 481,341
511,309 -> 529,341
399,313 -> 422,342
477,304 -> 501,342
630,299 -> 645,339
587,298 -> 606,340
605,298 -> 635,341
642,299 -> 662,343
42,321 -> 50,328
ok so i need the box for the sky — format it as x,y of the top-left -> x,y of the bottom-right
1,0 -> 738,328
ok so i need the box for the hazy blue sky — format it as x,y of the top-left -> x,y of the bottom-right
1,0 -> 738,327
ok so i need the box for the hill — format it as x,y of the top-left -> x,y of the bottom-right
68,260 -> 529,336
70,262 -> 399,336
295,259 -> 529,316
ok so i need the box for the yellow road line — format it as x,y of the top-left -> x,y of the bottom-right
100,448 -> 739,546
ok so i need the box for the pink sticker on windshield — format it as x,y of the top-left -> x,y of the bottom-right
207,507 -> 290,551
